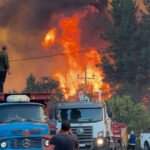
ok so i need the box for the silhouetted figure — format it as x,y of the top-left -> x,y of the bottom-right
50,120 -> 79,150
0,45 -> 10,93
70,109 -> 81,121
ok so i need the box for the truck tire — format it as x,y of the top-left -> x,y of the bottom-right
114,143 -> 122,150
144,142 -> 150,150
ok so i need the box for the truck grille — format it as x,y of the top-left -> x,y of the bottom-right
10,138 -> 42,148
12,129 -> 41,136
71,126 -> 93,149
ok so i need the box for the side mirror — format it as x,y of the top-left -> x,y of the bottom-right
106,104 -> 113,118
44,116 -> 49,123
108,110 -> 113,118
49,119 -> 57,126
55,113 -> 61,121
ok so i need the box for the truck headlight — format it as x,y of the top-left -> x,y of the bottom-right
0,141 -> 7,149
97,138 -> 104,146
44,139 -> 50,147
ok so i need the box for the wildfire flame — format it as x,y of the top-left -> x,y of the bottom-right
42,28 -> 57,49
42,8 -> 111,100
136,0 -> 149,15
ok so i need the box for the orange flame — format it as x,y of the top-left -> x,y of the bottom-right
42,9 -> 111,100
136,0 -> 149,15
42,28 -> 57,49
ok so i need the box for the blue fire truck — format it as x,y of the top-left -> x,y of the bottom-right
0,93 -> 52,150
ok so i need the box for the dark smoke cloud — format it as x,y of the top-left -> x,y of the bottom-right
0,0 -> 109,56
0,0 -> 108,31
0,0 -> 109,92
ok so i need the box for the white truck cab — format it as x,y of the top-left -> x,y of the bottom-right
56,97 -> 113,150
140,129 -> 150,150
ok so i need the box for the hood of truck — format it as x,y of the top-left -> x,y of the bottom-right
0,122 -> 50,137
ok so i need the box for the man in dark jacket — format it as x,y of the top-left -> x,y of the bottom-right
50,120 -> 79,150
0,45 -> 10,93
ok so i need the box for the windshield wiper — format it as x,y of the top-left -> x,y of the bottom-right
5,119 -> 41,123
6,118 -> 23,123
21,119 -> 40,123
70,119 -> 91,122
79,119 -> 92,122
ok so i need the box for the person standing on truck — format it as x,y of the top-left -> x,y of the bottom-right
128,130 -> 136,150
0,45 -> 10,93
50,120 -> 79,150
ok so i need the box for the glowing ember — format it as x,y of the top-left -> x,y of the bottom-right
42,28 -> 57,49
136,0 -> 149,14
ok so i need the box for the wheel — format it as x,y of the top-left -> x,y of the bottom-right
144,142 -> 150,150
115,143 -> 122,150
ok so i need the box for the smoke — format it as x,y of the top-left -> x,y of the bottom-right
0,0 -> 109,55
0,0 -> 148,92
0,0 -> 108,30
0,0 -> 110,92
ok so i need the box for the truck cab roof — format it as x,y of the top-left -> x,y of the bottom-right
57,101 -> 104,109
0,93 -> 51,106
0,102 -> 44,107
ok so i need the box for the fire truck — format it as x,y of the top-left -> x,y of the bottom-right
56,95 -> 128,150
0,93 -> 52,150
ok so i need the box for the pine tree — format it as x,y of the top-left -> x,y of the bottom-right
100,0 -> 150,101
23,74 -> 64,101
136,9 -> 150,100
23,73 -> 37,93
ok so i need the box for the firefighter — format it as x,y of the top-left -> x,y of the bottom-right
0,45 -> 10,93
128,130 -> 136,150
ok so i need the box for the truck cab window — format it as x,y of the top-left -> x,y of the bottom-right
0,105 -> 47,123
58,108 -> 103,123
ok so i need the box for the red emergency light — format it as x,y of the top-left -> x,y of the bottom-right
29,93 -> 50,101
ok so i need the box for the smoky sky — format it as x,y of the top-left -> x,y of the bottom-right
0,0 -> 108,31
0,0 -> 110,60
0,0 -> 110,92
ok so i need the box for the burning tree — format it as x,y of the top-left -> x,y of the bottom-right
41,7 -> 112,100
1,0 -> 148,100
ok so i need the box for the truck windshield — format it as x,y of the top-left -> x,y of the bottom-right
58,108 -> 103,123
0,105 -> 47,123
